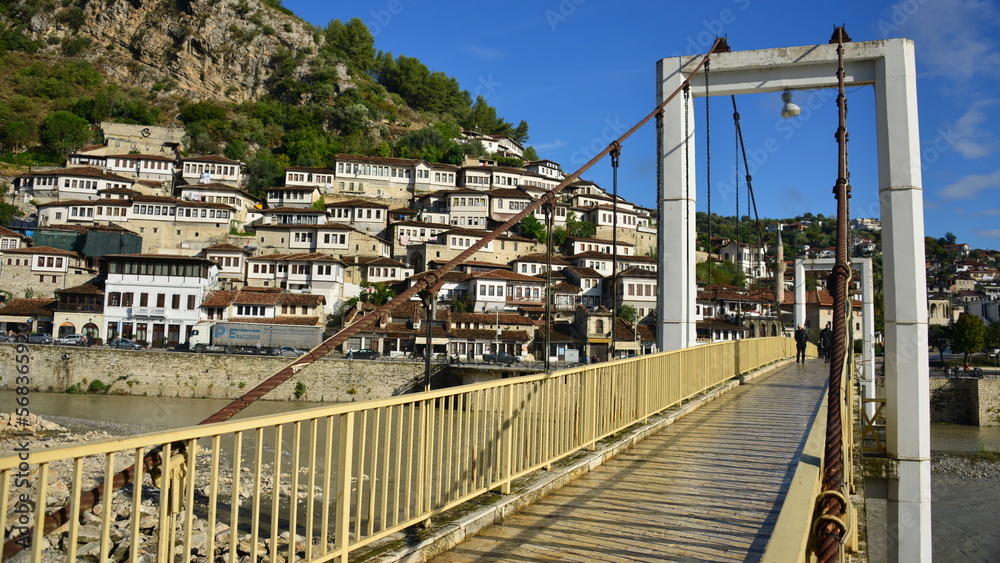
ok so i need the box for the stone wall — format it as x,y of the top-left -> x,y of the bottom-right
929,378 -> 1000,426
0,343 -> 436,404
975,378 -> 1000,426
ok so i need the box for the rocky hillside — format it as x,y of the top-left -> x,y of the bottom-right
6,0 -> 338,103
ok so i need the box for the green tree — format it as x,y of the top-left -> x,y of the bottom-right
927,323 -> 953,363
518,214 -> 546,243
0,183 -> 23,226
566,211 -> 595,239
512,120 -> 529,144
522,146 -> 539,161
324,18 -> 376,73
550,227 -> 568,247
985,321 -> 1000,355
617,304 -> 638,325
0,117 -> 35,153
696,260 -> 745,287
245,150 -> 286,196
360,281 -> 395,306
39,111 -> 90,154
952,313 -> 986,364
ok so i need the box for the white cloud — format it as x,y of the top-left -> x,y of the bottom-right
939,169 -> 1000,199
952,99 -> 999,158
975,229 -> 1000,239
898,0 -> 1000,80
534,139 -> 567,150
976,208 -> 1000,216
461,44 -> 505,61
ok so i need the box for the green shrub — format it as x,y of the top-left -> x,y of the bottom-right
88,379 -> 107,393
294,381 -> 306,399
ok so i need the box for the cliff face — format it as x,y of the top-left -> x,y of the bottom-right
18,0 -> 337,102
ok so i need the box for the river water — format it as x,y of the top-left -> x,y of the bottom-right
3,392 -> 998,561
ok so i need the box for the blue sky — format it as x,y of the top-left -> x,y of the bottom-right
281,0 -> 1000,251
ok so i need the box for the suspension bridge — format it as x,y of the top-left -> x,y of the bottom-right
0,30 -> 930,563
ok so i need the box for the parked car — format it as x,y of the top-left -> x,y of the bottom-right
483,353 -> 519,366
25,333 -> 53,344
55,334 -> 89,346
276,346 -> 306,357
107,337 -> 144,350
0,333 -> 14,343
346,348 -> 380,360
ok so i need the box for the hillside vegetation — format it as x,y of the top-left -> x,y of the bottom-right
0,0 -> 534,194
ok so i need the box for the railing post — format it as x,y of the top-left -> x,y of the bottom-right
334,412 -> 355,562
501,384 -> 514,494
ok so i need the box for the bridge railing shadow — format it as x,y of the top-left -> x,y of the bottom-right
0,337 -> 796,561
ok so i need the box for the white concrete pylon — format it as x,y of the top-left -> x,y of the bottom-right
657,38 -> 930,562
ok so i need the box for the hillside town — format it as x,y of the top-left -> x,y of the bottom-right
0,123 -> 996,363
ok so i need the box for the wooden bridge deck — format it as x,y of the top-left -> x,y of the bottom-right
430,360 -> 830,562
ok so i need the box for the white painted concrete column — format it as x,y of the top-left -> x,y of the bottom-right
859,257 -> 876,419
657,57 -> 697,351
794,258 -> 806,329
875,39 -> 931,563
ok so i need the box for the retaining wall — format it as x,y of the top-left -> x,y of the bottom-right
0,343 -> 433,403
929,377 -> 1000,426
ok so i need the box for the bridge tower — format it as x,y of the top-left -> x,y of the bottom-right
657,39 -> 930,562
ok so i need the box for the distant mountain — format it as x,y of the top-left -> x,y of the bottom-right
2,0 -> 327,102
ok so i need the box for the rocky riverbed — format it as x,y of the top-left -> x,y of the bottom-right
2,414 -> 339,562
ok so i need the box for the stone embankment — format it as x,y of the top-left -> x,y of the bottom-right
0,344 -> 433,403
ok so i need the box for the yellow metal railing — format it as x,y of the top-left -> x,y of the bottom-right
2,337 -> 795,562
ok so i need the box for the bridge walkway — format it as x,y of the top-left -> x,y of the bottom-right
431,359 -> 829,562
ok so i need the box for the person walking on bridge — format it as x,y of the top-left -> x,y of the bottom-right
820,322 -> 833,363
794,324 -> 809,363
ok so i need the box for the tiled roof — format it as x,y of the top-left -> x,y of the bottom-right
102,254 -> 214,264
201,290 -> 237,307
421,188 -> 484,197
325,199 -> 389,209
107,153 -> 176,162
562,266 -> 603,278
228,316 -> 321,326
268,185 -> 319,192
0,298 -> 56,316
335,153 -> 421,166
567,236 -> 633,245
473,269 -> 546,283
487,188 -> 532,199
390,220 -> 452,229
551,281 -> 582,293
204,243 -> 247,252
261,207 -> 327,214
342,256 -> 409,268
22,166 -> 134,182
617,267 -> 657,278
182,154 -> 240,163
248,252 -> 343,263
510,253 -> 570,265
2,246 -> 80,257
286,166 -> 335,174
448,313 -> 536,326
55,283 -> 103,295
408,270 -> 471,283
0,226 -> 27,239
390,208 -> 418,215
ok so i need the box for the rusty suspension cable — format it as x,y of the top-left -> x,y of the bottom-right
4,39 -> 728,559
816,25 -> 852,563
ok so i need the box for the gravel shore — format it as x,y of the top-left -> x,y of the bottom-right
931,451 -> 1000,480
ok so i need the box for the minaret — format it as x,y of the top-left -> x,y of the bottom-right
774,227 -> 786,306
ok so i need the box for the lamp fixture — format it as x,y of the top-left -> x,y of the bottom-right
780,89 -> 801,119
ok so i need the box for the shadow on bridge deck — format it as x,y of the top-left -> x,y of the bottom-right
401,358 -> 830,562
